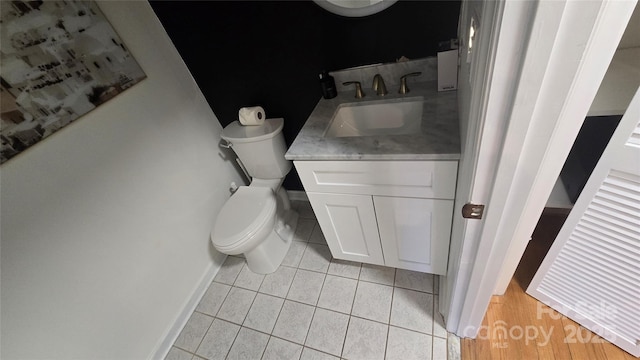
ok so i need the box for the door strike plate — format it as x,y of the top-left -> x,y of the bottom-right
462,203 -> 485,219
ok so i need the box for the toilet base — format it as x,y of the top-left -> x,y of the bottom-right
245,208 -> 299,274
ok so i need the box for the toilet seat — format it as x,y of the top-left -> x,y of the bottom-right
212,186 -> 277,252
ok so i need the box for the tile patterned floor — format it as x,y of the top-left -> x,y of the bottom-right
166,201 -> 451,360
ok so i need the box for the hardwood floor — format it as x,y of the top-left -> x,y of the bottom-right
461,210 -> 638,360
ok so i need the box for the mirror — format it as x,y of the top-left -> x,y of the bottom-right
313,0 -> 398,17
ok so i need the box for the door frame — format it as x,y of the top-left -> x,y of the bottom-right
446,0 -> 637,337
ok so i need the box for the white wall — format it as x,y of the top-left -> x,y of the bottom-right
0,2 -> 244,359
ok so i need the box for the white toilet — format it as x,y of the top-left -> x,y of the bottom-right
212,118 -> 298,274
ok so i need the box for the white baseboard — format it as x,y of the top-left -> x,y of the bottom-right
151,255 -> 227,360
287,190 -> 308,202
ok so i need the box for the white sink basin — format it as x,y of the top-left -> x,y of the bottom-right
324,98 -> 423,138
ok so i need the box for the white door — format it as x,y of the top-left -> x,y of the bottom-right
527,88 -> 640,356
306,192 -> 385,265
374,196 -> 453,274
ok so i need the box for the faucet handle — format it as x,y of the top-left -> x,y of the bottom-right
343,81 -> 365,99
399,72 -> 422,94
372,74 -> 388,96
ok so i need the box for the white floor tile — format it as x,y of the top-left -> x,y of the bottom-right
294,218 -> 316,242
359,263 -> 395,286
195,282 -> 231,316
214,256 -> 245,285
272,300 -> 315,345
317,275 -> 357,314
385,326 -> 432,360
298,244 -> 332,273
300,347 -> 339,360
262,336 -> 303,360
195,318 -> 240,360
174,312 -> 213,352
234,264 -> 265,291
165,346 -> 193,360
433,336 -> 447,360
226,327 -> 269,360
327,259 -> 361,279
294,201 -> 316,219
281,241 -> 307,268
394,269 -> 434,293
433,296 -> 447,338
351,281 -> 393,323
243,293 -> 284,334
308,225 -> 327,245
259,266 -> 296,298
172,216 -> 453,360
305,308 -> 349,357
342,316 -> 388,360
287,269 -> 325,306
390,288 -> 434,334
216,287 -> 256,325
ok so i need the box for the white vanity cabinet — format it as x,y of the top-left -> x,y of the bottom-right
305,192 -> 385,265
294,160 -> 458,275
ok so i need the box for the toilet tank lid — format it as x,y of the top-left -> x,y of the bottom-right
222,118 -> 284,143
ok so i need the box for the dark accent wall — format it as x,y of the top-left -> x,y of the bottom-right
150,0 -> 460,190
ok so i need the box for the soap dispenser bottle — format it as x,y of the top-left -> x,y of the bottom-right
319,71 -> 337,99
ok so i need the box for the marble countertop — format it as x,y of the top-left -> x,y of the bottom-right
285,81 -> 460,161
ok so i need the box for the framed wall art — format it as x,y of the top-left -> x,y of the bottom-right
1,0 -> 146,164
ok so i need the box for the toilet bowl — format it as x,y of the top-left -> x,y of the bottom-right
212,186 -> 276,255
211,118 -> 298,274
212,185 -> 297,274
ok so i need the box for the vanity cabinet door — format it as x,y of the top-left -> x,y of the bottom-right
374,196 -> 453,274
306,192 -> 385,265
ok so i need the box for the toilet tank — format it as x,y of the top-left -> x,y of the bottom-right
221,118 -> 292,179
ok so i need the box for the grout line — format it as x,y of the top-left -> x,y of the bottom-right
282,267 -> 299,301
259,336 -> 273,360
445,334 -> 449,360
431,324 -> 436,360
341,314 -> 353,358
301,345 -> 343,360
384,319 -> 390,360
189,313 -> 215,359
266,296 -> 287,337
256,333 -> 268,360
389,284 -> 396,325
220,317 -> 243,359
301,307 -> 318,355
238,286 -> 259,327
170,344 -> 194,356
302,303 -> 318,348
433,290 -> 437,338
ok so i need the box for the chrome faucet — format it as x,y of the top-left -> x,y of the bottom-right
372,74 -> 388,96
399,72 -> 422,94
343,81 -> 365,99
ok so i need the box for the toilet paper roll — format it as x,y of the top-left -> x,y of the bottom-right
238,106 -> 265,126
